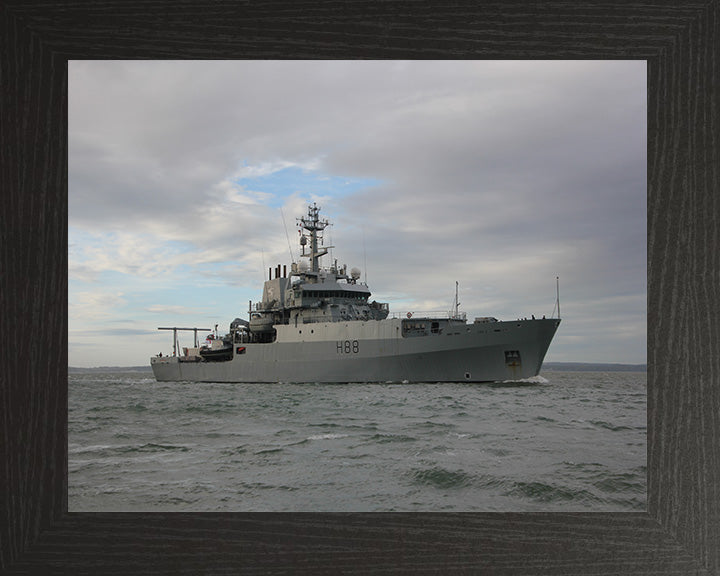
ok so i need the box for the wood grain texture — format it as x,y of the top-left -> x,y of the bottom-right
1,1 -> 718,574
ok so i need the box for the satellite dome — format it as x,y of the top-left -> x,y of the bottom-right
350,267 -> 361,280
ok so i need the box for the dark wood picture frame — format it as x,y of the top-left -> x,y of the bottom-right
1,2 -> 718,574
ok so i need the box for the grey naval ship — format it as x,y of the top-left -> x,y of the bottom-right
151,203 -> 560,383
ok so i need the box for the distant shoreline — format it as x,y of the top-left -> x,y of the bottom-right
68,362 -> 647,374
542,362 -> 646,372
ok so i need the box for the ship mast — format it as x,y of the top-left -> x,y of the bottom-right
298,203 -> 330,274
454,281 -> 460,318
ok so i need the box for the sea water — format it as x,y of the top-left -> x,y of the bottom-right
68,370 -> 646,512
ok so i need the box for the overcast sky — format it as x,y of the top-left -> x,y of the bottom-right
68,60 -> 646,368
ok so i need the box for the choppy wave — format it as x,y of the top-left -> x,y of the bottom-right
589,420 -> 635,432
307,433 -> 349,441
69,369 -> 646,512
502,375 -> 549,384
508,481 -> 603,505
370,433 -> 417,444
254,447 -> 284,455
410,467 -> 474,489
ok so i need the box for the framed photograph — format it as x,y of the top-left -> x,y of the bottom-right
2,2 -> 717,574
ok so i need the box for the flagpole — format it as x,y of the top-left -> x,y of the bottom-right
556,276 -> 560,319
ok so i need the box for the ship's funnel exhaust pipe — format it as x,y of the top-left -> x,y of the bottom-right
283,265 -> 287,278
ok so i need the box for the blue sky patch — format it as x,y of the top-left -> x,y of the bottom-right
235,166 -> 381,206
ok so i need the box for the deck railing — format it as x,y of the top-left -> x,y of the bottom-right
390,310 -> 467,321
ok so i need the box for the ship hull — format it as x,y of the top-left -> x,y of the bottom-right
151,318 -> 560,383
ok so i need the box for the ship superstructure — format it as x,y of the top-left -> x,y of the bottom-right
247,203 -> 390,343
151,203 -> 560,383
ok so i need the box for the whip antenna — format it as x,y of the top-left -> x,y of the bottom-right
363,227 -> 368,284
280,207 -> 295,263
